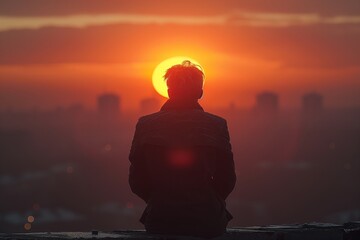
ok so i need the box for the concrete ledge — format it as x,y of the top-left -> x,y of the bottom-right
1,222 -> 359,240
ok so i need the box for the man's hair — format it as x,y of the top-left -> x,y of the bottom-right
164,60 -> 204,99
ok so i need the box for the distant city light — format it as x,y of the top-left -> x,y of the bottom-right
24,223 -> 31,231
27,215 -> 35,223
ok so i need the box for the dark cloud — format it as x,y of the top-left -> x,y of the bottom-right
0,23 -> 359,68
0,0 -> 360,17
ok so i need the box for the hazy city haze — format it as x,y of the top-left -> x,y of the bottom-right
0,0 -> 359,233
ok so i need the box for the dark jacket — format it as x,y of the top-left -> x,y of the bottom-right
129,100 -> 236,238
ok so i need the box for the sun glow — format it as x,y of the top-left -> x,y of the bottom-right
152,56 -> 203,98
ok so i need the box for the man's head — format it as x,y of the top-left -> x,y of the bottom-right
164,60 -> 204,101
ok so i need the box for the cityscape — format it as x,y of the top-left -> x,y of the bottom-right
1,92 -> 359,232
1,0 -> 360,237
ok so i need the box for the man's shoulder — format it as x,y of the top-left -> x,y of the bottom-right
202,111 -> 227,124
134,110 -> 230,149
138,110 -> 226,125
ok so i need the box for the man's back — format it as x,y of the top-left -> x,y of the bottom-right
129,102 -> 236,238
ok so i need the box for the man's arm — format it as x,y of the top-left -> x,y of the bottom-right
129,120 -> 151,203
212,120 -> 236,200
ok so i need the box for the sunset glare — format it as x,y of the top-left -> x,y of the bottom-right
152,56 -> 203,98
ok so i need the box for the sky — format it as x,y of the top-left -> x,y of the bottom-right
0,0 -> 360,111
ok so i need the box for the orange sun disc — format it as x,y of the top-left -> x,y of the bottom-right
152,56 -> 203,98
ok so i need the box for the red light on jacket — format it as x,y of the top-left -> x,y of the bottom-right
169,149 -> 194,168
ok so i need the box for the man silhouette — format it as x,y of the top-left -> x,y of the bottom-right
129,60 -> 236,238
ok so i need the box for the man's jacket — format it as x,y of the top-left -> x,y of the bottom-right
129,100 -> 236,237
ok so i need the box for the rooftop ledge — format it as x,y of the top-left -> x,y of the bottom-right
1,222 -> 359,240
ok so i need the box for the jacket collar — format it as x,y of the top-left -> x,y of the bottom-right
160,99 -> 204,111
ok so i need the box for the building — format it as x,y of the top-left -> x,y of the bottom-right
302,92 -> 323,113
255,92 -> 279,113
97,93 -> 120,116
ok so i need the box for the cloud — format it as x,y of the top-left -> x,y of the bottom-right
1,0 -> 360,17
232,12 -> 360,27
0,22 -> 359,68
0,14 -> 225,32
1,12 -> 360,32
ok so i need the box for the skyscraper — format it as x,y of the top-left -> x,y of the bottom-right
255,92 -> 279,113
302,92 -> 323,113
97,93 -> 120,116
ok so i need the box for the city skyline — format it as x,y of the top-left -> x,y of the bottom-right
0,91 -> 331,113
1,90 -> 359,232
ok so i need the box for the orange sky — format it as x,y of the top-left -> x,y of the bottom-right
0,0 -> 359,111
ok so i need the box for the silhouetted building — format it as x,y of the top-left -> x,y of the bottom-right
255,92 -> 279,113
302,92 -> 323,113
140,97 -> 161,114
97,93 -> 120,116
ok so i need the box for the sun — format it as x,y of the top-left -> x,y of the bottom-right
152,56 -> 203,98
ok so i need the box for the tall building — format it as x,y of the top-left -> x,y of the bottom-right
255,92 -> 279,112
97,93 -> 120,116
302,92 -> 323,113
